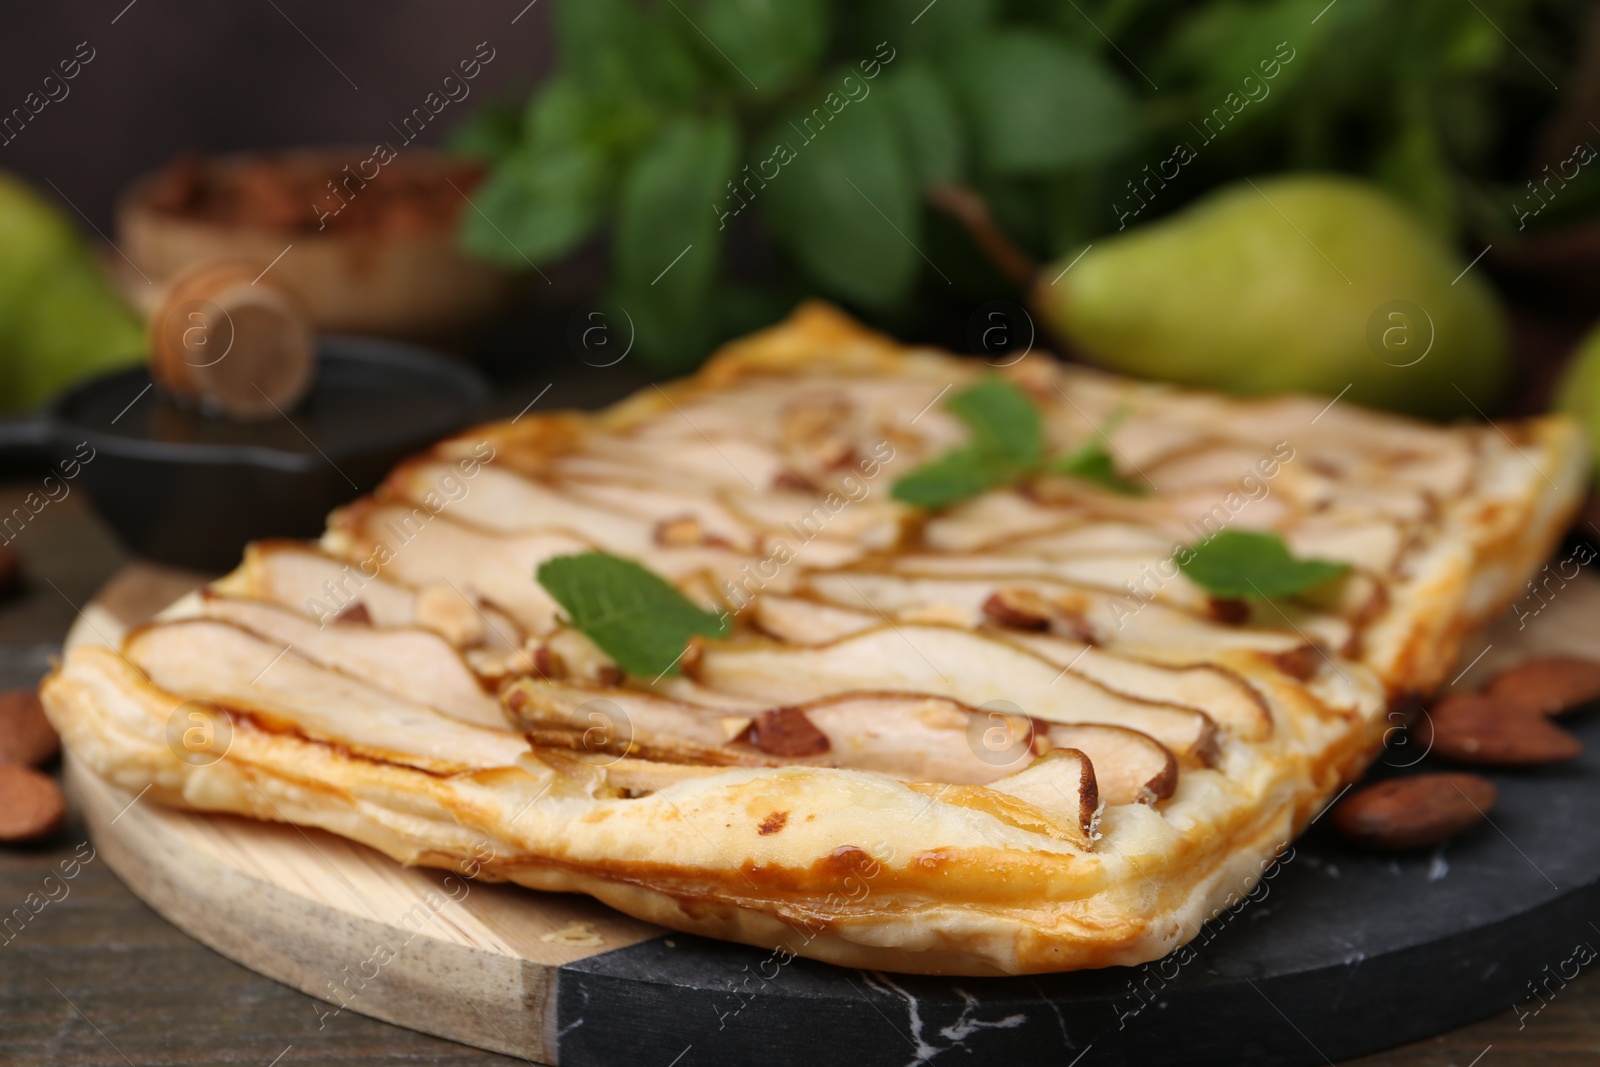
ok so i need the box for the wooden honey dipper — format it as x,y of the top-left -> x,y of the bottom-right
146,259 -> 314,420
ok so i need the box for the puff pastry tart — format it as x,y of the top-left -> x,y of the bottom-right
43,303 -> 1585,975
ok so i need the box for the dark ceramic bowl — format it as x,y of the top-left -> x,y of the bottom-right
0,336 -> 488,571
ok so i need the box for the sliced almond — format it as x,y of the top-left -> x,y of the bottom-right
1485,656 -> 1600,718
654,514 -> 707,547
781,393 -> 856,470
1416,692 -> 1581,765
1207,598 -> 1251,625
1331,772 -> 1495,851
982,588 -> 1053,631
334,601 -> 373,625
1271,646 -> 1322,682
746,707 -> 831,757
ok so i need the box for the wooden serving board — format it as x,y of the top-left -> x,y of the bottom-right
64,561 -> 1600,1066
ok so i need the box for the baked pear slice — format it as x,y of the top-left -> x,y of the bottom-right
505,679 -> 1178,806
693,624 -> 1219,764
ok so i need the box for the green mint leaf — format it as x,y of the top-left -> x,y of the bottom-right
536,552 -> 729,678
891,446 -> 1013,508
946,377 -> 1042,468
883,60 -> 966,189
762,79 -> 921,309
1050,403 -> 1142,494
1178,531 -> 1350,600
951,30 -> 1136,175
444,101 -> 524,166
611,113 -> 738,371
458,140 -> 611,267
890,378 -> 1040,508
1051,444 -> 1146,495
694,0 -> 827,95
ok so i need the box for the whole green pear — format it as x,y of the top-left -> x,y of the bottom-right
1556,319 -> 1600,477
1034,175 -> 1509,419
0,169 -> 144,411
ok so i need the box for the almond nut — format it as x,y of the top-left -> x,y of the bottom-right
1207,598 -> 1251,625
333,600 -> 372,625
1417,692 -> 1581,765
0,764 -> 66,842
1272,646 -> 1322,682
745,707 -> 830,757
1331,772 -> 1496,851
1485,656 -> 1600,717
0,689 -> 59,767
654,514 -> 706,547
982,588 -> 1053,631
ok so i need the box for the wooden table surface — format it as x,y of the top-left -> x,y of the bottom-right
2,491 -> 1597,1067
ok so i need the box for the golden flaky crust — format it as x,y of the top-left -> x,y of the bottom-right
42,303 -> 1585,975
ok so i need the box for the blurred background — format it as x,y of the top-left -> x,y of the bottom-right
3,0 -> 1600,568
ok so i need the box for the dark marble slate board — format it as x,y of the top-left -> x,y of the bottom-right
550,710 -> 1600,1067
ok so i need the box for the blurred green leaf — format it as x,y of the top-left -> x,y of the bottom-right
762,80 -> 923,308
612,113 -> 739,370
883,60 -> 966,189
1157,0 -> 1326,101
1375,102 -> 1458,234
1051,443 -> 1146,495
556,0 -> 706,109
457,140 -> 611,267
687,0 -> 828,93
444,100 -> 523,165
451,0 -> 1581,372
891,377 -> 1044,507
521,74 -> 660,165
1179,530 -> 1349,600
947,376 -> 1043,468
891,446 -> 1012,507
522,78 -> 593,148
952,30 -> 1137,174
1442,14 -> 1503,73
848,0 -> 996,59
